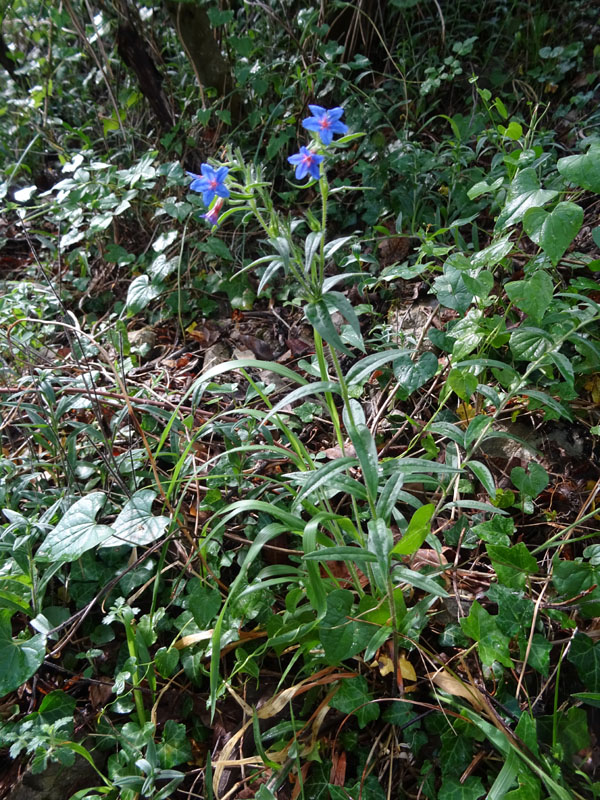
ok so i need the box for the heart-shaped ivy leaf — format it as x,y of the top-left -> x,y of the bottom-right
37,492 -> 114,562
523,202 -> 583,266
557,143 -> 600,193
505,270 -> 554,323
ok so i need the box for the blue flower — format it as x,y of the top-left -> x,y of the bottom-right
302,105 -> 348,145
187,164 -> 230,206
288,146 -> 324,181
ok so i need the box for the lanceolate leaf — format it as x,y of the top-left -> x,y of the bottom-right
37,493 -> 114,562
392,504 -> 435,556
348,423 -> 379,506
323,291 -> 366,352
305,299 -> 353,356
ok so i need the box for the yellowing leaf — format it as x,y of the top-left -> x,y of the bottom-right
457,402 -> 475,421
372,652 -> 416,682
584,375 -> 600,403
427,670 -> 486,712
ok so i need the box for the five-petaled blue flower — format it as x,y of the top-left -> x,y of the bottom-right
288,147 -> 324,181
302,105 -> 348,145
187,164 -> 230,206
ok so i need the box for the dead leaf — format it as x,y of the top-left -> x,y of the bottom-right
427,670 -> 486,712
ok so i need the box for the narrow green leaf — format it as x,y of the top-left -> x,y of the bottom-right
392,504 -> 435,556
305,299 -> 353,356
348,422 -> 379,506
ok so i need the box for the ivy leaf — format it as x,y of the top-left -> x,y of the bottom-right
100,490 -> 171,548
0,610 -> 46,695
505,270 -> 554,323
37,493 -> 114,562
567,633 -> 600,692
438,776 -> 486,800
330,675 -> 380,729
126,274 -> 162,314
510,463 -> 548,497
157,720 -> 192,769
318,590 -> 372,663
495,168 -> 558,230
460,600 -> 513,668
393,351 -> 438,398
557,142 -> 600,193
487,543 -> 538,590
433,266 -> 473,314
523,202 -> 583,266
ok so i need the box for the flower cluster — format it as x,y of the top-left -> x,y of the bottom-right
288,104 -> 348,182
186,103 -> 348,223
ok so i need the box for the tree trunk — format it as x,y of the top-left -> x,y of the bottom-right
116,21 -> 175,130
165,1 -> 235,107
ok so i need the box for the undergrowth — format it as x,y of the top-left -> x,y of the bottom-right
0,1 -> 599,799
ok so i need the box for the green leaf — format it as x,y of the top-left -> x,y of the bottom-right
154,647 -> 179,678
345,349 -> 411,386
330,675 -> 379,729
470,235 -> 513,268
486,543 -> 538,590
100,490 -> 170,548
510,463 -> 548,497
447,368 -> 478,400
467,461 -> 496,498
393,351 -> 438,398
567,633 -> 600,692
304,231 -> 323,274
495,168 -> 558,231
37,493 -> 114,562
392,504 -> 435,556
523,202 -> 583,266
557,142 -> 600,193
324,291 -> 366,352
262,380 -> 340,425
126,274 -> 162,314
367,518 -> 393,595
303,546 -> 378,563
158,720 -> 192,769
460,600 -> 513,667
292,457 -> 356,508
433,266 -> 473,314
505,271 -> 554,323
0,610 -> 46,695
318,590 -> 372,663
509,327 -> 553,361
462,269 -> 494,298
393,565 -> 449,597
438,776 -> 486,800
305,299 -> 353,356
348,422 -> 379,505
